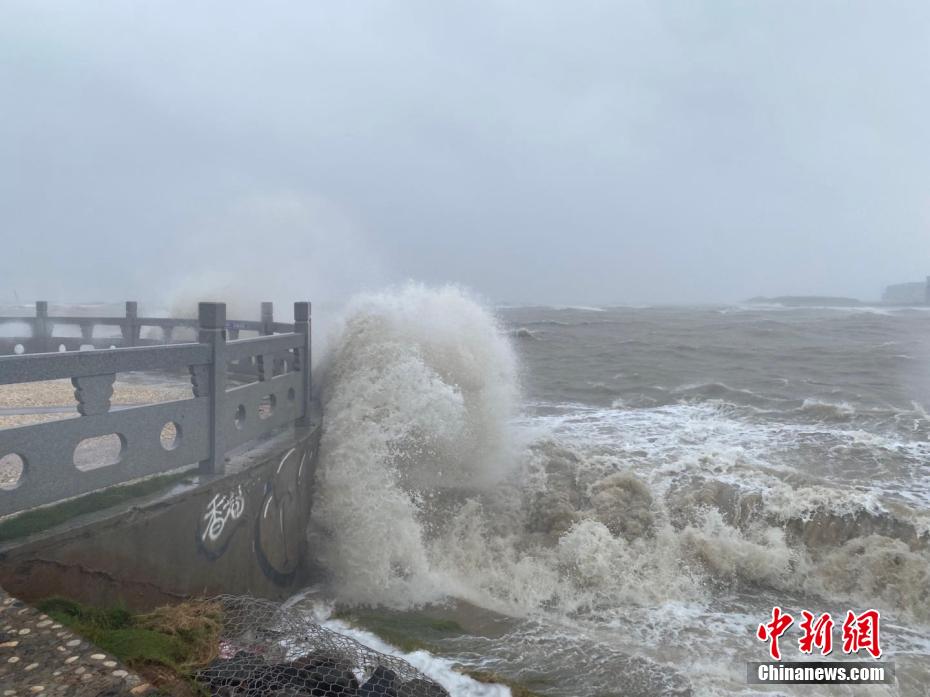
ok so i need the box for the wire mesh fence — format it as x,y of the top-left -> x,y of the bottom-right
194,595 -> 450,697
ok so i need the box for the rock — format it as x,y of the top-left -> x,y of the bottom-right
197,650 -> 364,696
194,650 -> 261,689
244,662 -> 360,697
291,650 -> 359,692
398,678 -> 451,696
240,664 -> 300,695
360,665 -> 399,696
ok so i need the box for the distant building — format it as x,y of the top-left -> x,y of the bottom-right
882,279 -> 930,305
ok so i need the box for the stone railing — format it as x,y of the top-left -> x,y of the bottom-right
0,301 -> 311,517
0,301 -> 288,355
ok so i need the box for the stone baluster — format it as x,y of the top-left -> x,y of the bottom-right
124,301 -> 139,347
35,301 -> 49,353
294,302 -> 311,427
197,302 -> 227,475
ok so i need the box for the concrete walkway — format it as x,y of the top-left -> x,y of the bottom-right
0,588 -> 153,696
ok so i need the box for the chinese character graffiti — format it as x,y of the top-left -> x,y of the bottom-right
202,485 -> 246,543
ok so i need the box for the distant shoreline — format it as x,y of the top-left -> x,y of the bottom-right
743,295 -> 916,308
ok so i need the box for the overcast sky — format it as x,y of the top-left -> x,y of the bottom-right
1,1 -> 928,308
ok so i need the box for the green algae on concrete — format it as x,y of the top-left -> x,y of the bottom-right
456,668 -> 550,697
0,470 -> 194,543
333,606 -> 550,695
333,606 -> 467,653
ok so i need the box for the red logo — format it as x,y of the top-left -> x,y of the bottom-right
757,606 -> 794,660
842,610 -> 882,658
757,608 -> 881,660
799,611 -> 834,655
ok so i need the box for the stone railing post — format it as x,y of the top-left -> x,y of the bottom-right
124,301 -> 138,347
294,302 -> 311,427
198,302 -> 227,474
261,302 -> 274,336
35,301 -> 49,353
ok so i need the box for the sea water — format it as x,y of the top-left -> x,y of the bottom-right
305,285 -> 930,696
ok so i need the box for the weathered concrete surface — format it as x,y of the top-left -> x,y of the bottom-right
0,421 -> 321,611
0,587 -> 154,696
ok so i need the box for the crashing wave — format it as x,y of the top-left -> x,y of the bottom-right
311,284 -> 930,629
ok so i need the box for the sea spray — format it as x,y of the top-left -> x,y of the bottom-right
310,284 -> 519,607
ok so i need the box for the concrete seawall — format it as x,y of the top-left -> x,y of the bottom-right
0,422 -> 321,610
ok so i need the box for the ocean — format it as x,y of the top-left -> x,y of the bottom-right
307,288 -> 930,695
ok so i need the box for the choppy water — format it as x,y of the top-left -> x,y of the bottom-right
306,288 -> 930,697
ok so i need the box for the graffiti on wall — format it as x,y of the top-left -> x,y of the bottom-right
195,440 -> 315,584
201,486 -> 246,542
255,445 -> 312,585
198,484 -> 247,559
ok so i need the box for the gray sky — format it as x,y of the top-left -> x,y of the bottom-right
1,1 -> 928,307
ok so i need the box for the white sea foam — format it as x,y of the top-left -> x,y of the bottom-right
548,305 -> 606,312
310,283 -> 519,606
316,617 -> 510,696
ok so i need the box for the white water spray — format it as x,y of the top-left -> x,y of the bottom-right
310,284 -> 519,607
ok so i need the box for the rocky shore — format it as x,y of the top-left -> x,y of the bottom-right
196,650 -> 450,696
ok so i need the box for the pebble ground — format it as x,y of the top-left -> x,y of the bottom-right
0,588 -> 155,697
